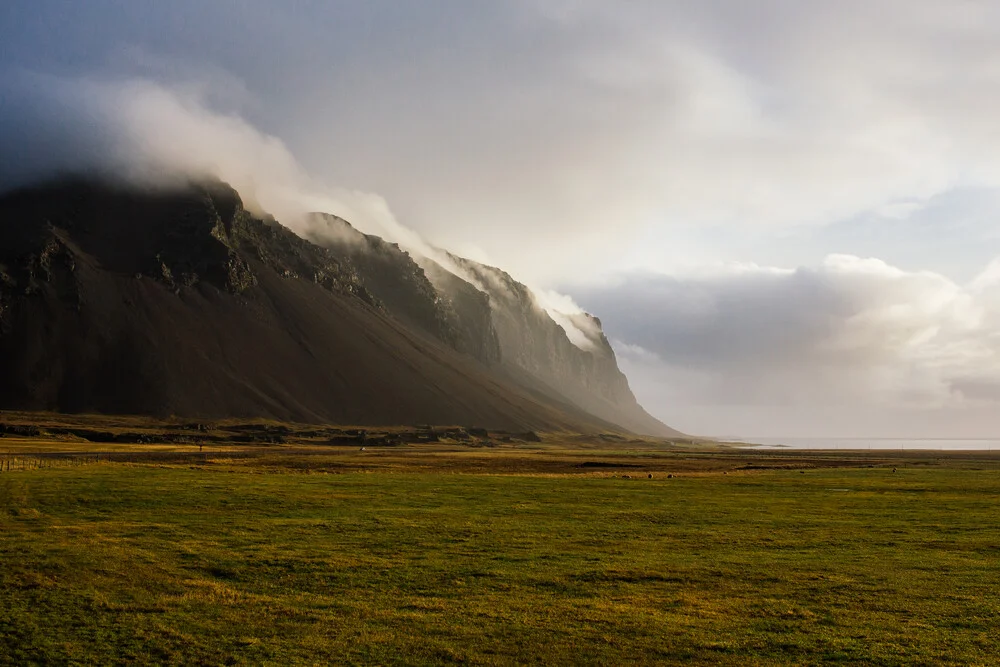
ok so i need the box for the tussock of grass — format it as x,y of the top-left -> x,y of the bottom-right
2,453 -> 999,664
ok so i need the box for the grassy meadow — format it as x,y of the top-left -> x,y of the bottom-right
2,435 -> 1000,665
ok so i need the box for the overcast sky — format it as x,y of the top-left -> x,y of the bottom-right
4,1 -> 1000,437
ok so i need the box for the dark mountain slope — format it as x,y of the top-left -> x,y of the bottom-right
298,214 -> 678,437
0,179 -> 615,431
303,213 -> 501,364
301,215 -> 458,348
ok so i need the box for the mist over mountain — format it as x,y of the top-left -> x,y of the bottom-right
305,213 -> 672,435
0,177 -> 677,436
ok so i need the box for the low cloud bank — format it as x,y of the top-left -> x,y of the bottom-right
0,70 -> 595,347
0,71 -> 432,251
0,73 -> 482,276
577,255 -> 1000,436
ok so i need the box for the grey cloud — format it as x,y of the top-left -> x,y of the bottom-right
0,70 -> 443,263
576,255 -> 1000,434
5,1 -> 1000,284
0,72 -> 120,189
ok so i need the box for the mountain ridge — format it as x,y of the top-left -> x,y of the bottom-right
0,178 -> 679,436
304,212 -> 677,436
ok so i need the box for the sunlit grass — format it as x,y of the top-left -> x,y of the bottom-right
2,458 -> 999,664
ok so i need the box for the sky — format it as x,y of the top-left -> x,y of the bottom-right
3,0 -> 1000,437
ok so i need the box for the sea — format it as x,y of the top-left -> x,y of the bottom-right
727,437 -> 1000,451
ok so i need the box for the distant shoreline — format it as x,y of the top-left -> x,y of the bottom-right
726,437 -> 1000,450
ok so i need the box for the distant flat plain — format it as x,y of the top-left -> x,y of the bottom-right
2,413 -> 998,665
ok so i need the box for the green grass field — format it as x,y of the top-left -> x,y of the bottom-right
2,447 -> 1000,665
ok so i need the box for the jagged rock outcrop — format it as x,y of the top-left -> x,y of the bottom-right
302,215 -> 455,353
425,255 -> 678,437
304,213 -> 502,364
419,260 -> 501,365
0,179 -> 373,301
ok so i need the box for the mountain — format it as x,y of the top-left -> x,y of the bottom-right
302,214 -> 678,436
0,178 -> 679,435
424,255 -> 676,436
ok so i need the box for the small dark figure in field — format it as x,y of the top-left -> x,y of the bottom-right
667,474 -> 673,479
648,473 -> 652,479
892,468 -> 897,473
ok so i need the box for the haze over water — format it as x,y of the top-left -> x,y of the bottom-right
739,437 -> 1000,451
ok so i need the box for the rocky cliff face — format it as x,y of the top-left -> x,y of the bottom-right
0,179 -> 372,302
302,215 -> 676,436
0,178 -> 678,435
424,255 -> 678,437
303,213 -> 504,366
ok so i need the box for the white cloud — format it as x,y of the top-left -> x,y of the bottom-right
531,288 -> 602,350
398,0 -> 1000,281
